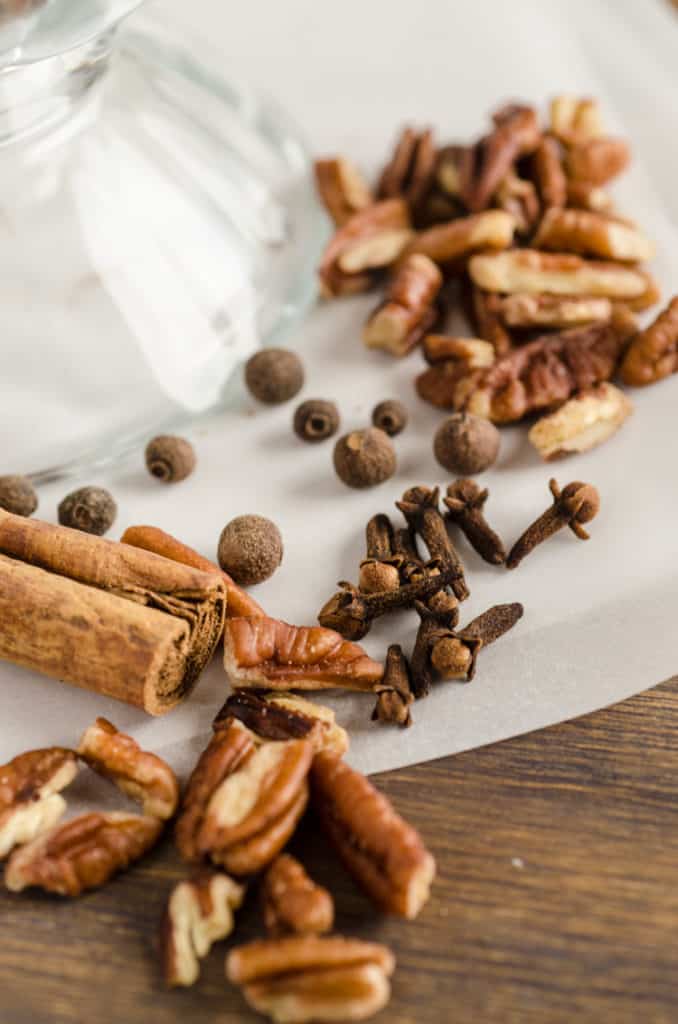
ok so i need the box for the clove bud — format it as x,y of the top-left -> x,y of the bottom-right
358,513 -> 400,594
444,479 -> 506,565
506,478 -> 600,569
397,486 -> 469,601
372,645 -> 414,728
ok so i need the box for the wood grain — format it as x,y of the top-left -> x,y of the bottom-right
2,679 -> 678,1023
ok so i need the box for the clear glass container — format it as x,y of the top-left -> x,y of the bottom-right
0,1 -> 324,481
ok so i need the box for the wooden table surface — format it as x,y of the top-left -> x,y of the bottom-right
2,679 -> 678,1024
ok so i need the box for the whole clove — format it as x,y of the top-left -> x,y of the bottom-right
358,514 -> 400,594
506,478 -> 600,569
318,566 -> 456,642
391,526 -> 459,617
410,600 -> 523,698
444,479 -> 506,565
397,486 -> 469,601
372,645 -> 414,728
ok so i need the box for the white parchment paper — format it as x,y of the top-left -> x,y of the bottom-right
3,0 -> 678,778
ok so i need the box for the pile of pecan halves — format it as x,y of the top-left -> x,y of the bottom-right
1,697 -> 435,1021
316,95 -> 678,459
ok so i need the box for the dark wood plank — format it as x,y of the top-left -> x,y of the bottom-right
2,679 -> 678,1024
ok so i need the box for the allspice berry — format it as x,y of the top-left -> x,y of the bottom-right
245,348 -> 304,404
293,399 -> 340,443
333,428 -> 396,489
58,486 -> 117,536
371,399 -> 408,437
0,475 -> 38,517
145,435 -> 196,483
433,413 -> 500,475
218,514 -> 283,586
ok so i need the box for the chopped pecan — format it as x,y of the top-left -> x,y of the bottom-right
226,935 -> 394,1024
216,691 -> 349,757
77,718 -> 179,821
175,720 -> 255,863
217,785 -> 308,877
532,136 -> 567,209
528,382 -> 633,460
462,103 -> 541,212
467,283 -> 514,355
566,138 -> 630,186
435,144 -> 470,197
422,334 -> 495,367
401,210 -> 515,268
0,748 -> 78,860
620,296 -> 678,386
494,171 -> 540,235
262,854 -> 334,936
223,615 -> 383,692
161,871 -> 245,987
377,125 -> 437,213
464,322 -> 625,423
318,199 -> 413,298
310,753 -> 435,919
498,294 -> 613,330
314,157 -> 373,227
533,207 -> 654,263
363,253 -> 442,356
416,360 -> 488,411
550,95 -> 604,144
566,180 -> 614,214
469,249 -> 652,300
4,811 -> 162,896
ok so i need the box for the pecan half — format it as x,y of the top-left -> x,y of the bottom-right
223,615 -> 384,692
226,934 -> 394,1024
550,95 -> 604,144
4,811 -> 162,896
464,322 -> 625,423
314,158 -> 373,227
215,691 -> 349,757
217,784 -> 308,878
469,249 -> 651,300
533,207 -> 654,263
532,136 -> 567,209
495,171 -> 540,235
161,871 -> 245,987
528,382 -> 633,460
310,753 -> 435,919
77,718 -> 179,821
566,138 -> 630,186
175,721 -> 255,863
620,296 -> 678,386
262,854 -> 334,936
400,210 -> 515,268
318,199 -> 413,298
0,748 -> 78,860
363,254 -> 442,356
462,103 -> 541,212
377,125 -> 437,213
498,294 -> 612,330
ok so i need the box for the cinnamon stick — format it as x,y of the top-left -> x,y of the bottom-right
121,525 -> 265,619
0,512 -> 226,715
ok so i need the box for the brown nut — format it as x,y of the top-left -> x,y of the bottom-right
550,95 -> 605,144
262,854 -> 334,936
363,254 -> 442,356
0,748 -> 78,860
620,296 -> 678,386
566,180 -> 614,214
161,871 -> 245,987
314,158 -> 373,227
467,284 -> 514,356
532,136 -> 567,209
416,336 -> 495,412
223,615 -> 383,692
566,137 -> 630,185
462,104 -> 541,212
498,294 -> 612,330
77,718 -> 179,821
528,382 -> 633,460
533,207 -> 654,263
227,935 -> 395,1024
215,785 -> 309,877
4,811 -> 163,896
469,249 -> 651,300
318,199 -> 413,298
495,171 -> 540,235
377,125 -> 437,213
464,322 -> 625,424
216,691 -> 349,757
310,753 -> 435,919
400,210 -> 515,268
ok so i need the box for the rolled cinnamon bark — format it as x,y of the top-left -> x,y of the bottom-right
0,512 -> 226,715
120,525 -> 265,619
